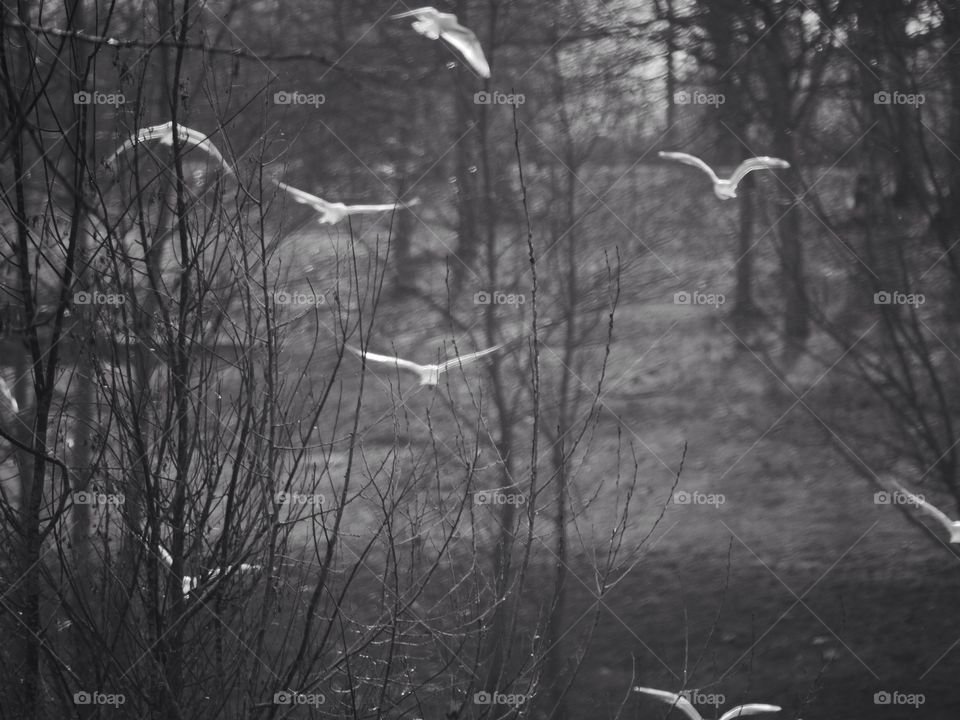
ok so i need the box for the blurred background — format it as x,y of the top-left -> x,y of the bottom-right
1,1 -> 959,718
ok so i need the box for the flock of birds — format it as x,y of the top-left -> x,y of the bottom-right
27,2 -> 952,709
93,7 -> 509,599
100,3 -> 794,392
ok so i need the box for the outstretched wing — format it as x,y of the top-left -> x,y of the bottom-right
890,480 -> 957,530
107,123 -> 232,174
632,687 -> 701,720
658,152 -> 721,184
345,197 -> 420,214
346,344 -> 427,376
439,24 -> 492,78
155,543 -> 175,570
719,704 -> 781,720
342,203 -> 403,214
729,156 -> 790,188
390,7 -> 437,19
438,343 -> 504,372
392,8 -> 441,39
104,125 -> 169,167
173,126 -> 235,174
204,563 -> 262,583
275,181 -> 333,213
0,377 -> 19,413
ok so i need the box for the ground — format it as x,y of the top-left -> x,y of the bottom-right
560,302 -> 960,720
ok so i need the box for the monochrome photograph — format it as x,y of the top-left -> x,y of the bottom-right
1,1 -> 958,718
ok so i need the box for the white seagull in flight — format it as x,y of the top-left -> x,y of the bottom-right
0,377 -> 18,413
105,122 -> 234,174
391,7 -> 491,79
658,152 -> 790,199
275,181 -> 419,225
889,480 -> 960,544
153,542 -> 262,597
347,343 -> 503,387
633,687 -> 780,720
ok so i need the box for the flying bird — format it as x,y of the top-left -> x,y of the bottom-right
391,7 -> 491,79
347,343 -> 503,387
889,480 -> 960,544
105,122 -> 234,174
633,687 -> 780,720
0,377 -> 18,413
274,181 -> 419,225
152,541 -> 262,597
658,152 -> 790,199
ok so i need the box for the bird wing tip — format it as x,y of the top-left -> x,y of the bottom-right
390,9 -> 426,19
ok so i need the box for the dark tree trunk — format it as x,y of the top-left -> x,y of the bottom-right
776,156 -> 809,354
732,172 -> 760,327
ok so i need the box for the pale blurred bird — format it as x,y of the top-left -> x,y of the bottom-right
347,343 -> 503,387
633,687 -> 780,720
659,152 -> 790,199
0,377 -> 18,413
889,480 -> 960,544
391,7 -> 491,79
105,122 -> 234,174
275,181 -> 419,225
154,542 -> 262,597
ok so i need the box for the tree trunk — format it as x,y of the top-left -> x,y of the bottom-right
392,166 -> 415,291
776,161 -> 809,356
937,5 -> 960,316
661,0 -> 678,143
732,161 -> 758,329
452,0 -> 482,290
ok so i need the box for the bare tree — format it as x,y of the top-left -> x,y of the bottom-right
0,4 -> 657,720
